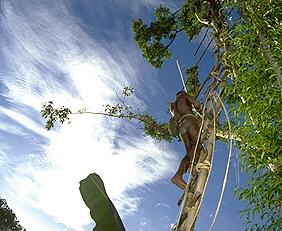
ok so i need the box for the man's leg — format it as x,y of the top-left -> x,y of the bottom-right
171,155 -> 191,190
187,119 -> 200,163
171,133 -> 192,190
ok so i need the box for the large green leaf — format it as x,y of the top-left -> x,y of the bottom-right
79,173 -> 126,231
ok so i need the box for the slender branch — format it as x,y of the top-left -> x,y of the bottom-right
196,49 -> 224,98
115,92 -> 127,108
172,8 -> 182,16
215,129 -> 241,141
194,12 -> 210,25
165,34 -> 177,49
195,70 -> 211,98
194,28 -> 209,56
195,38 -> 214,66
165,28 -> 184,50
174,28 -> 184,33
73,111 -> 140,121
72,110 -> 159,128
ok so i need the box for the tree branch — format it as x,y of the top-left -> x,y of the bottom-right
172,8 -> 181,16
165,34 -> 177,49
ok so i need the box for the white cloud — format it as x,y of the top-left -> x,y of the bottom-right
130,0 -> 180,13
0,107 -> 51,138
0,119 -> 26,137
0,1 -> 178,231
155,202 -> 170,208
0,148 -> 8,168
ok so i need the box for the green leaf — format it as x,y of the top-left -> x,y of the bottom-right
79,173 -> 126,231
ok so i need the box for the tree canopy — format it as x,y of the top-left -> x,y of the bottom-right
132,0 -> 282,230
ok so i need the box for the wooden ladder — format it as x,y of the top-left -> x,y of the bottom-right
173,83 -> 225,231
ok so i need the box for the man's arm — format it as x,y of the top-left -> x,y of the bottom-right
169,102 -> 182,120
169,102 -> 176,116
186,94 -> 201,112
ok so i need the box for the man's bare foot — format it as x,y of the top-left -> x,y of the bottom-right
171,175 -> 187,190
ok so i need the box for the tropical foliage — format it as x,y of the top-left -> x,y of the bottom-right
224,1 -> 282,229
185,65 -> 201,98
0,197 -> 26,231
79,173 -> 126,231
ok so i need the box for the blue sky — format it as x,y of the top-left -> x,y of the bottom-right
0,0 -> 248,230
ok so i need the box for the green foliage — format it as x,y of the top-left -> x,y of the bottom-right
131,1 -> 224,68
41,101 -> 71,130
132,6 -> 178,68
104,89 -> 173,142
178,0 -> 207,39
122,86 -> 134,96
223,1 -> 282,229
235,170 -> 282,230
0,198 -> 26,231
168,117 -> 180,137
137,113 -> 172,142
185,65 -> 201,97
103,103 -> 173,142
103,88 -> 173,142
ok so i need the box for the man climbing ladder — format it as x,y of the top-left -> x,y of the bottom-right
169,91 -> 202,190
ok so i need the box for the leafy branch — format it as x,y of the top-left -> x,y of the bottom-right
185,65 -> 202,98
41,102 -> 71,131
41,87 -> 173,142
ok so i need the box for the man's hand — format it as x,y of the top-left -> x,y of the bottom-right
186,94 -> 201,112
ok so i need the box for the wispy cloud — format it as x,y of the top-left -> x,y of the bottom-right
0,1 -> 178,230
0,107 -> 50,138
155,202 -> 170,209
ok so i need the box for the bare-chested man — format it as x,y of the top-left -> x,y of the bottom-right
170,91 -> 201,190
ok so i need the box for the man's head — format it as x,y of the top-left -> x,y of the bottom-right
176,90 -> 185,96
176,91 -> 186,99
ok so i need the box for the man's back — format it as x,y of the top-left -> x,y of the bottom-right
175,93 -> 193,117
